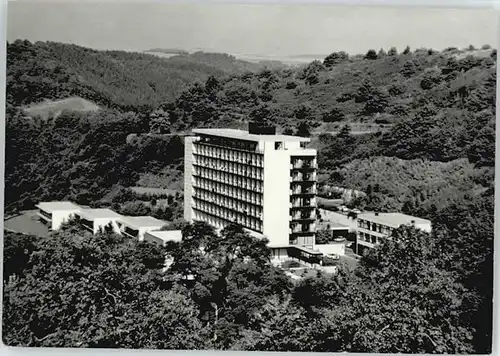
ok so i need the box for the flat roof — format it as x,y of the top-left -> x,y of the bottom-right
78,208 -> 122,220
192,128 -> 310,143
145,230 -> 183,242
327,222 -> 350,230
358,212 -> 431,228
36,201 -> 81,212
119,216 -> 166,229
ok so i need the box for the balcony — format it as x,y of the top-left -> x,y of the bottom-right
291,211 -> 316,221
291,173 -> 316,182
291,161 -> 317,170
290,187 -> 317,195
290,198 -> 316,208
289,223 -> 316,234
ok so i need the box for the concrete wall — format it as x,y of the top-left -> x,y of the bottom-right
137,226 -> 164,241
415,222 -> 432,233
262,141 -> 292,247
52,210 -> 80,230
315,243 -> 346,256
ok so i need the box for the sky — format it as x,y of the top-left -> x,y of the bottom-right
6,1 -> 498,61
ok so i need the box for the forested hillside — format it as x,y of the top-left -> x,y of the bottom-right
4,40 -> 496,353
6,40 -> 269,113
147,45 -> 496,133
3,210 -> 493,352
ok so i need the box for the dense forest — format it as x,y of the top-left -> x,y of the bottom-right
3,40 -> 496,353
3,208 -> 493,352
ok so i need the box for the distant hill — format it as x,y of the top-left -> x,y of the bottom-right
23,96 -> 100,119
6,40 -> 272,112
145,48 -> 189,55
153,45 -> 496,134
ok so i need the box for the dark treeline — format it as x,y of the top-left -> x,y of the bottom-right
5,108 -> 184,213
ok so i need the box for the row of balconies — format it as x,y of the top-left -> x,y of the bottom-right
194,143 -> 264,165
193,186 -> 263,207
194,164 -> 264,181
194,152 -> 265,169
193,194 -> 263,219
193,173 -> 263,193
193,203 -> 263,232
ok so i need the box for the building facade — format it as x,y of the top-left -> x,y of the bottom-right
36,201 -> 82,231
356,212 -> 432,255
118,216 -> 165,241
184,123 -> 318,249
76,209 -> 123,235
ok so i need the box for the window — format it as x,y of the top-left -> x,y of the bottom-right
275,141 -> 283,150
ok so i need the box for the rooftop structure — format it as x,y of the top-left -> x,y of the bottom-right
356,212 -> 432,255
192,128 -> 311,144
357,212 -> 431,229
36,201 -> 81,212
144,230 -> 183,246
118,216 -> 166,241
78,208 -> 122,220
184,122 -> 318,252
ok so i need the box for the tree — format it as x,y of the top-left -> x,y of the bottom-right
323,51 -> 349,67
363,89 -> 389,115
400,60 -> 418,78
337,124 -> 351,140
296,121 -> 311,137
205,75 -> 221,94
3,232 -> 41,282
250,104 -> 274,124
364,49 -> 378,60
336,226 -> 476,353
387,47 -> 398,56
3,230 -> 171,348
402,45 -> 411,54
322,107 -> 345,122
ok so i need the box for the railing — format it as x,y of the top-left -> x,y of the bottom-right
291,212 -> 316,220
290,187 -> 317,195
193,153 -> 265,169
290,199 -> 316,208
193,193 -> 263,220
193,174 -> 263,194
193,163 -> 264,181
291,161 -> 317,169
291,174 -> 316,182
193,187 -> 263,208
194,142 -> 265,157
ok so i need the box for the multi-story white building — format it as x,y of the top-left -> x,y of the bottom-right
184,123 -> 318,252
356,212 -> 432,255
